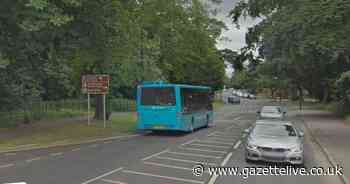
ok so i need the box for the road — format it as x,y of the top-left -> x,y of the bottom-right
0,102 -> 341,184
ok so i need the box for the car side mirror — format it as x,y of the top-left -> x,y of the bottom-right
299,131 -> 304,137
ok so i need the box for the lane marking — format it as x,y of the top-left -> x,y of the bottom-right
122,170 -> 204,184
233,140 -> 242,149
196,140 -> 233,146
181,139 -> 197,146
179,147 -> 226,154
89,144 -> 98,148
26,157 -> 41,163
167,151 -> 222,159
81,167 -> 124,184
4,153 -> 17,156
143,161 -> 207,173
0,163 -> 14,169
206,137 -> 234,143
141,149 -> 169,161
208,152 -> 233,184
72,148 -> 81,152
188,143 -> 230,149
50,152 -> 63,157
207,132 -> 217,137
155,156 -> 217,166
101,179 -> 127,184
208,134 -> 236,139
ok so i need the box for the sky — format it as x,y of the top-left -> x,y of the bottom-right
208,0 -> 260,77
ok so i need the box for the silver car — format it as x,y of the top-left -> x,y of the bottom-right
258,106 -> 286,119
245,121 -> 304,165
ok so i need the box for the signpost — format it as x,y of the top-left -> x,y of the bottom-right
82,75 -> 110,128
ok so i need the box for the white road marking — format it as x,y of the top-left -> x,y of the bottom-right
50,152 -> 63,156
206,137 -> 234,143
81,167 -> 124,184
144,161 -> 206,172
167,151 -> 222,159
188,143 -> 230,149
181,139 -> 197,146
101,179 -> 127,184
72,148 -> 81,152
179,147 -> 226,154
141,149 -> 169,161
122,170 -> 204,184
196,140 -> 233,146
233,140 -> 242,149
207,132 -> 217,136
207,152 -> 233,184
208,134 -> 236,139
0,163 -> 14,169
4,153 -> 17,156
155,156 -> 216,166
89,144 -> 98,148
26,157 -> 41,163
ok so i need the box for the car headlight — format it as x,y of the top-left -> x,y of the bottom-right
247,142 -> 258,150
290,145 -> 303,153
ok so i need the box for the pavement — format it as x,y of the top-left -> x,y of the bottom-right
301,110 -> 350,184
0,102 -> 345,184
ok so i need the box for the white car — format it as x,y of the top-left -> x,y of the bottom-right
258,106 -> 286,120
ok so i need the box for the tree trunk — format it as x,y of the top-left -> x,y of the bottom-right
298,85 -> 303,111
322,86 -> 329,104
94,95 -> 104,120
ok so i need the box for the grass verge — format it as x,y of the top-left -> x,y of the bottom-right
0,113 -> 137,150
213,100 -> 224,111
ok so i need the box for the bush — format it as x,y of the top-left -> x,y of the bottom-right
335,71 -> 350,116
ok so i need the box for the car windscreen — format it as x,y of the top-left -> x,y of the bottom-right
252,124 -> 297,137
141,87 -> 176,106
261,107 -> 281,114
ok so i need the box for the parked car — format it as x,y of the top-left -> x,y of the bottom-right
228,95 -> 240,104
257,106 -> 286,120
245,120 -> 304,165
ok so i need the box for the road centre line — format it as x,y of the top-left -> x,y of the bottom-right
81,167 -> 124,184
0,163 -> 14,169
50,152 -> 63,156
206,137 -> 234,143
143,161 -> 207,173
72,148 -> 81,152
208,134 -> 236,139
26,157 -> 41,163
181,139 -> 197,146
4,153 -> 16,156
101,179 -> 127,184
142,149 -> 169,161
122,170 -> 204,184
167,151 -> 222,159
179,147 -> 226,154
188,143 -> 230,149
196,140 -> 233,146
155,156 -> 217,166
233,140 -> 242,149
208,152 -> 233,184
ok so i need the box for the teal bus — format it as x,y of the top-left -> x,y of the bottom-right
136,81 -> 214,132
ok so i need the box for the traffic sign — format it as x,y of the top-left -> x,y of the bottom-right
82,75 -> 110,94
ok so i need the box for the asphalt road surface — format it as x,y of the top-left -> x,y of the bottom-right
0,102 -> 341,184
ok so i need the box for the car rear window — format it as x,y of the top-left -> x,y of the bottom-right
253,124 -> 297,137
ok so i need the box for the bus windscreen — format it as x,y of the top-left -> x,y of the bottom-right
141,87 -> 176,106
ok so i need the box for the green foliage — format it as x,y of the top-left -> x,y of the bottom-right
336,71 -> 350,103
1,0 -> 226,113
230,0 -> 350,103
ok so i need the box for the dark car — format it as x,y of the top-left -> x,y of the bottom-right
228,95 -> 240,104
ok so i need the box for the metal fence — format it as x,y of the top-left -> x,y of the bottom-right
0,98 -> 136,128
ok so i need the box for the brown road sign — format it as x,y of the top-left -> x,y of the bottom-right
82,75 -> 110,94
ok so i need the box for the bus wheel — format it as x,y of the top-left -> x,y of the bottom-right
189,118 -> 194,132
204,115 -> 209,128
